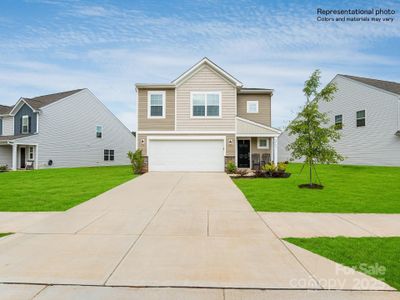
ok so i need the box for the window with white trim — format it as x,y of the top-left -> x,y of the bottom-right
191,92 -> 221,117
335,115 -> 343,130
29,146 -> 34,160
96,125 -> 103,138
247,101 -> 259,113
148,91 -> 165,118
21,115 -> 29,134
257,138 -> 269,149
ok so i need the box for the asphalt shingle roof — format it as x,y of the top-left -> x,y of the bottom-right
340,75 -> 400,95
24,89 -> 84,110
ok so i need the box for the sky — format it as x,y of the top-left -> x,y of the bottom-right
0,0 -> 399,130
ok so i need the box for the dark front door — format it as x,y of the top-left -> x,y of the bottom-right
20,147 -> 26,169
238,140 -> 250,168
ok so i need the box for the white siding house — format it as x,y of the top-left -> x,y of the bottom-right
0,89 -> 135,170
279,75 -> 400,166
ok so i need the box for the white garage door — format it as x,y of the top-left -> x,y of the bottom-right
148,139 -> 225,172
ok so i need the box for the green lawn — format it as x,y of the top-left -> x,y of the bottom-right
0,166 -> 136,211
0,233 -> 11,238
285,237 -> 400,290
234,163 -> 400,213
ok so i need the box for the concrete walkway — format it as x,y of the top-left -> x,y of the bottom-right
0,212 -> 59,233
0,173 -> 397,299
259,212 -> 400,238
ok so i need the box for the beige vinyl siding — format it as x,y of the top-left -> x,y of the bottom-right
138,133 -> 235,157
176,65 -> 236,131
237,94 -> 271,126
251,137 -> 272,156
137,88 -> 175,131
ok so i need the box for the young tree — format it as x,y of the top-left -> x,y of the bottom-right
287,70 -> 343,188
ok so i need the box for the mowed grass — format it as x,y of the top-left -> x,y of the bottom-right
0,233 -> 12,238
0,166 -> 136,211
234,163 -> 400,213
285,237 -> 400,290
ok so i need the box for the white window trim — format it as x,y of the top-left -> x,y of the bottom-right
190,91 -> 222,118
29,146 -> 34,160
96,125 -> 103,139
257,137 -> 269,149
21,115 -> 29,134
147,91 -> 166,119
247,100 -> 259,113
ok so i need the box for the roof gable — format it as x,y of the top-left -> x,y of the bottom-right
236,117 -> 281,136
172,57 -> 242,87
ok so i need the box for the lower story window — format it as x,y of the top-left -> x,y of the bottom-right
29,146 -> 34,160
104,149 -> 115,161
257,138 -> 269,149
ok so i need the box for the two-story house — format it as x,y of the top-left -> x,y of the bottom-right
0,88 -> 135,170
279,75 -> 400,166
135,58 -> 281,172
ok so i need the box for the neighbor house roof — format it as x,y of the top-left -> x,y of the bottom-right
0,135 -> 30,142
339,75 -> 400,96
23,89 -> 84,110
236,117 -> 281,136
0,105 -> 13,115
238,87 -> 274,95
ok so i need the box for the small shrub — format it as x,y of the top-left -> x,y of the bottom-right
0,165 -> 9,172
277,162 -> 288,172
127,149 -> 144,174
226,161 -> 237,174
254,169 -> 265,178
261,162 -> 276,173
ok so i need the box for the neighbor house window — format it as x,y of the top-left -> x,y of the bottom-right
191,92 -> 221,117
21,115 -> 29,134
335,114 -> 343,130
148,91 -> 166,118
96,125 -> 103,138
257,138 -> 269,149
247,101 -> 259,113
356,110 -> 365,127
104,149 -> 115,161
29,146 -> 34,160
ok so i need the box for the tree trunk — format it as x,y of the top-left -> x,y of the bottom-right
309,161 -> 313,186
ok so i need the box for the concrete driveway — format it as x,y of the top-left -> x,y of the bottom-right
0,172 -> 396,299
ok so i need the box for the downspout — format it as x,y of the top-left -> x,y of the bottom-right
396,98 -> 400,137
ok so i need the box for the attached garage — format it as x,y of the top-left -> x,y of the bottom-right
147,137 -> 225,172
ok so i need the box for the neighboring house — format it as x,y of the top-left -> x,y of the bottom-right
135,57 -> 281,172
279,74 -> 400,166
0,89 -> 135,170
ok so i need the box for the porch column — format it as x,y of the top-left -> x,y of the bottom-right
11,143 -> 17,171
273,136 -> 278,166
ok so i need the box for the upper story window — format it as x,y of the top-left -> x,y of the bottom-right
257,138 -> 269,149
148,91 -> 166,118
356,110 -> 366,127
96,125 -> 103,138
335,114 -> 343,130
21,115 -> 30,134
191,92 -> 221,118
247,101 -> 259,113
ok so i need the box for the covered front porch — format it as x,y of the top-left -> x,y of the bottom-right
0,138 -> 38,170
236,117 -> 281,170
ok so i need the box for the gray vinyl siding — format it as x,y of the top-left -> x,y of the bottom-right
0,145 -> 12,167
2,117 -> 14,136
175,65 -> 236,131
279,76 -> 400,166
14,103 -> 37,135
16,89 -> 136,169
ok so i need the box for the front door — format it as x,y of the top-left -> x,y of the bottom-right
20,147 -> 26,169
237,140 -> 250,168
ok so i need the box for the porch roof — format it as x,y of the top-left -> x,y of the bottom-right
0,135 -> 30,142
236,117 -> 281,137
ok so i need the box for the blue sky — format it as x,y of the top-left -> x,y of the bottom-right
0,0 -> 399,130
